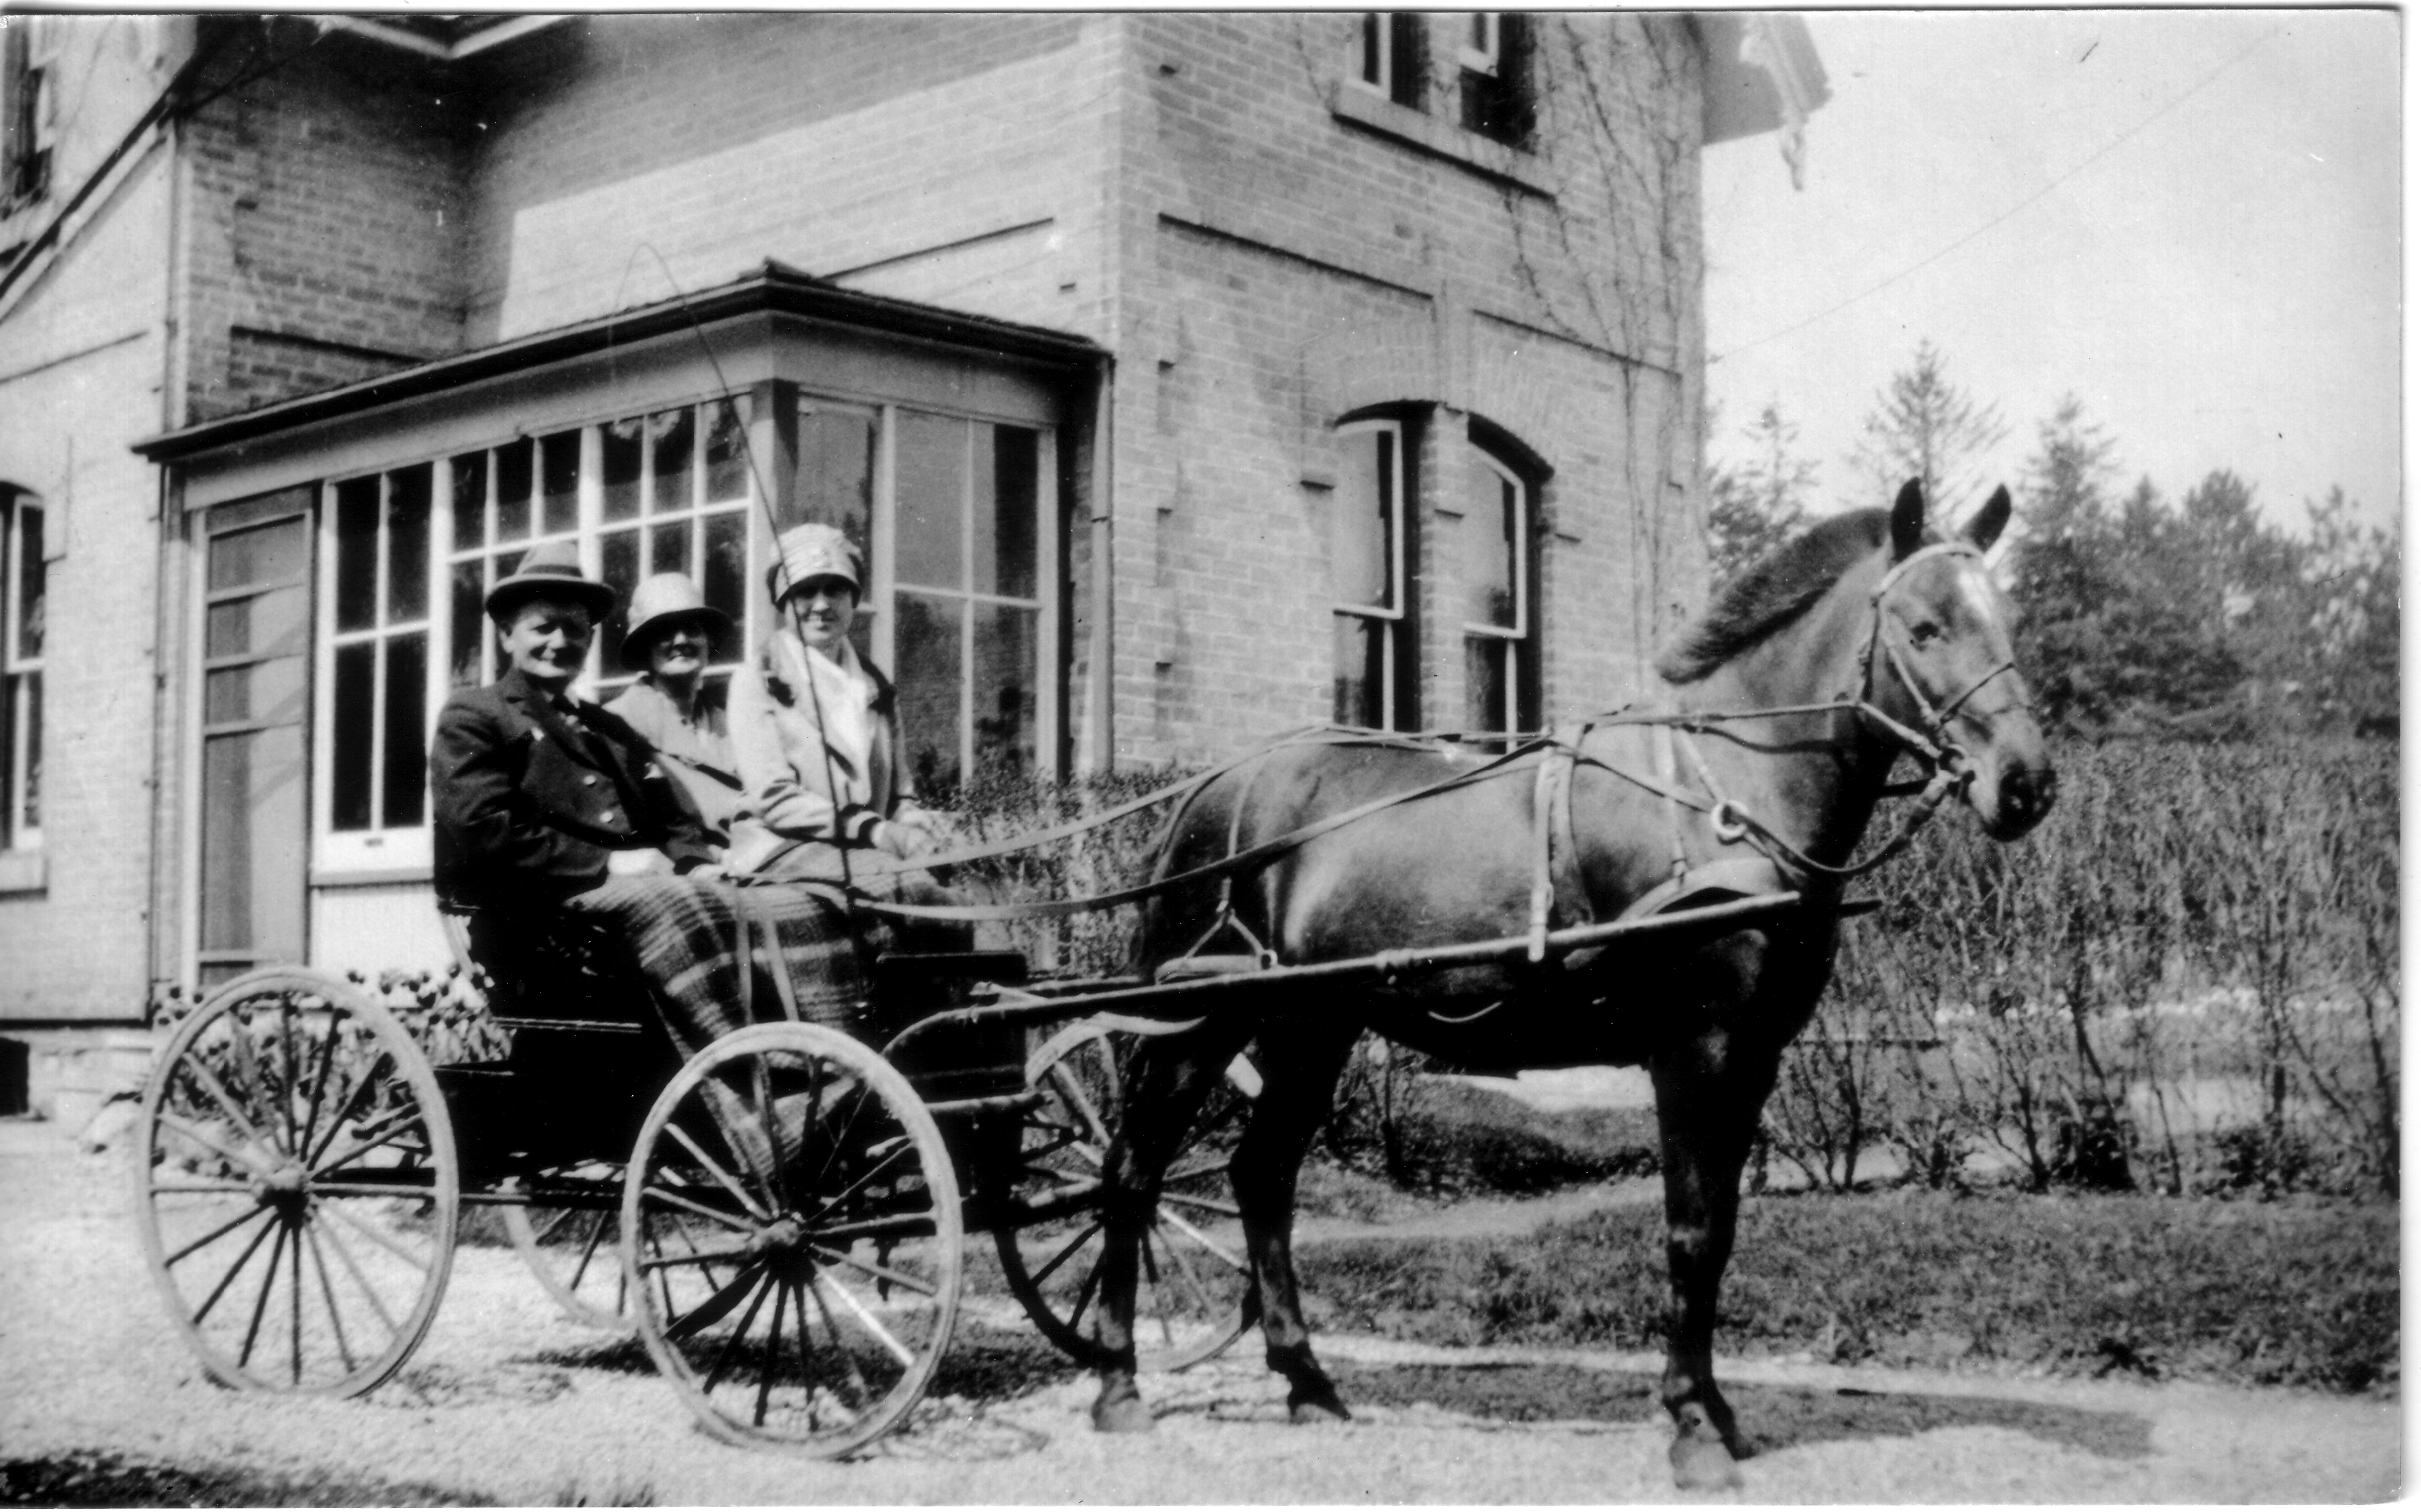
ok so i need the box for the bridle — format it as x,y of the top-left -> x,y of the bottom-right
1856,540 -> 2030,771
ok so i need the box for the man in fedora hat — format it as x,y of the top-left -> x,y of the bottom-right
432,541 -> 718,905
604,571 -> 756,855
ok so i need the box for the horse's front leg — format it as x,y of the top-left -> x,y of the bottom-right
1091,1023 -> 1251,1433
1648,1018 -> 1786,1490
1231,1015 -> 1362,1424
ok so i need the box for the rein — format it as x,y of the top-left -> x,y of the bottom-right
842,539 -> 2017,921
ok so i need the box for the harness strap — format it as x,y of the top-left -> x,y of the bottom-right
1526,738 -> 1575,962
855,734 -> 1557,922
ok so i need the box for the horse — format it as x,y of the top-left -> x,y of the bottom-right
1085,480 -> 2056,1487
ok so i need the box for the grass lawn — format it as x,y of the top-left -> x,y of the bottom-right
1293,1188 -> 2397,1394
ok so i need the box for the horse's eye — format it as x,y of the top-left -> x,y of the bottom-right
1909,620 -> 1942,645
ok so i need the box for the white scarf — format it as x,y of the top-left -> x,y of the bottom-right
769,628 -> 879,795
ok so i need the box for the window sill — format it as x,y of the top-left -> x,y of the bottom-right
0,850 -> 47,895
1327,84 -> 1553,200
312,864 -> 435,888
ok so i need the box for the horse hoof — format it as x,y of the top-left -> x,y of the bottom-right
1287,1391 -> 1352,1425
1669,1433 -> 1743,1491
1092,1392 -> 1155,1435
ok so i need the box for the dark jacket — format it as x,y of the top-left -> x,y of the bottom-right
432,668 -> 716,908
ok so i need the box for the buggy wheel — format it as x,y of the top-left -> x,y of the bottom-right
623,1024 -> 962,1457
994,1021 -> 1257,1373
503,1175 -> 633,1332
133,969 -> 457,1396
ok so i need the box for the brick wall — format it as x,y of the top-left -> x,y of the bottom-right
1105,13 -> 1709,761
180,31 -> 469,423
458,15 -> 1114,347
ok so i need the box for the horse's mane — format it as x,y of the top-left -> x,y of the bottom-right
1656,509 -> 1893,685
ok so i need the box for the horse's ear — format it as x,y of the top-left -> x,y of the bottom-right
1889,479 -> 1925,560
1967,486 -> 2012,551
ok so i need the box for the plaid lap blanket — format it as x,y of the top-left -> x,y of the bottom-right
552,875 -> 964,1056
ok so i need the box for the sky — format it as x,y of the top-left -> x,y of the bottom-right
1700,9 -> 2401,537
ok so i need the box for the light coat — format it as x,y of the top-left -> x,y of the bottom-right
604,676 -> 755,852
726,630 -> 932,880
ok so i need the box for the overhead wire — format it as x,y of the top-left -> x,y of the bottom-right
1712,25 -> 2283,366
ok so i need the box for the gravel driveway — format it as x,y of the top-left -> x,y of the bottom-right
2,1118 -> 2397,1503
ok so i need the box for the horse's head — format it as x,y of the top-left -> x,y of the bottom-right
1866,480 -> 2056,840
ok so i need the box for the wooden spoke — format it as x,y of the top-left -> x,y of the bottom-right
313,1217 -> 401,1336
164,1201 -> 274,1269
641,1181 -> 756,1234
237,1221 -> 291,1369
754,1278 -> 791,1428
698,1267 -> 774,1394
303,1226 -> 358,1376
155,1111 -> 278,1178
665,1123 -> 773,1222
805,1243 -> 943,1299
190,1208 -> 280,1327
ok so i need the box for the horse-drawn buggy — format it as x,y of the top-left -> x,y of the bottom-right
132,481 -> 2056,1484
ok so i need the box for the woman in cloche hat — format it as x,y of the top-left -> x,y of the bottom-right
603,572 -> 758,855
726,522 -> 952,889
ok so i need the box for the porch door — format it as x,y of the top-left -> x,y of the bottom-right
196,489 -> 313,985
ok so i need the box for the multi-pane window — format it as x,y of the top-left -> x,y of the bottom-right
290,389 -> 1061,876
1460,443 -> 1538,740
1331,419 -> 1417,730
1356,12 -> 1426,110
324,466 -> 433,861
201,491 -> 312,980
783,399 -> 1052,791
1459,12 -> 1533,145
1,491 -> 40,849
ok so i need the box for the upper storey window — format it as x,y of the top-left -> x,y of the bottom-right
0,17 -> 51,207
1458,13 -> 1534,146
1356,13 -> 1426,111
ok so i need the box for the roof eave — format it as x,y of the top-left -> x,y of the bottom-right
134,265 -> 1107,464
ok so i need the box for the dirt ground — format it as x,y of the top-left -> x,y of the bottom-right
0,1117 -> 2399,1504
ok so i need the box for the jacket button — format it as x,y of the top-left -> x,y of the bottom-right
582,775 -> 598,786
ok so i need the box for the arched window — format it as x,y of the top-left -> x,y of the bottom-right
1458,440 -> 1538,740
1331,416 -> 1418,729
0,486 -> 39,851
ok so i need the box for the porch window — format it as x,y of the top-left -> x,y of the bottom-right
783,399 -> 1054,791
198,490 -> 313,981
1,489 -> 39,849
1331,418 -> 1417,730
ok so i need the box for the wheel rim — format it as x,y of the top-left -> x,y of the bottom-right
133,969 -> 458,1396
994,1022 -> 1257,1373
502,1173 -> 633,1333
623,1024 -> 962,1457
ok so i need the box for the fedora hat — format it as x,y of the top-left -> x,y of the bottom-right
620,572 -> 733,670
768,522 -> 862,601
486,540 -> 617,622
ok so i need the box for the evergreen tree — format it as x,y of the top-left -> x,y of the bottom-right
1848,340 -> 2009,515
1705,400 -> 1817,582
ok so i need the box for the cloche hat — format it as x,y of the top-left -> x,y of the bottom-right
620,572 -> 733,670
768,522 -> 862,601
485,540 -> 617,622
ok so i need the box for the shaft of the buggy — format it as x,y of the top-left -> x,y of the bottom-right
947,888 -> 1834,1032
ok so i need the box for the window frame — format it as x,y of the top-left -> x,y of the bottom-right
1,490 -> 41,851
0,16 -> 50,209
1458,11 -> 1533,147
297,387 -> 1067,879
1354,12 -> 1426,111
1459,442 -> 1539,740
803,394 -> 1061,789
1331,416 -> 1417,731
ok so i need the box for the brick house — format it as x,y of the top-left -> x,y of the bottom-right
0,13 -> 1823,1116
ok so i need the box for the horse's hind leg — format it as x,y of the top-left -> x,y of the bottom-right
1231,1014 -> 1362,1424
1649,1022 -> 1785,1490
1091,1022 -> 1252,1434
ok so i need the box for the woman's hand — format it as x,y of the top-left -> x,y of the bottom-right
872,820 -> 937,862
